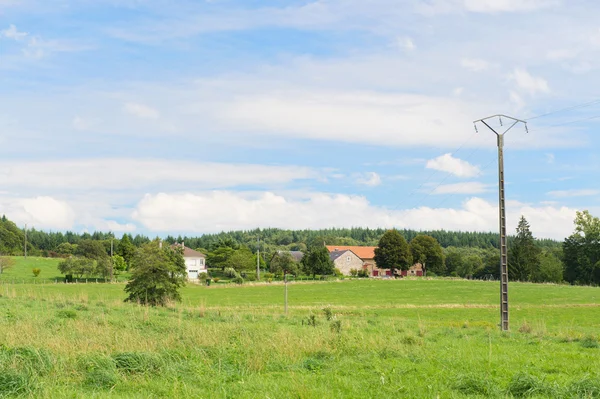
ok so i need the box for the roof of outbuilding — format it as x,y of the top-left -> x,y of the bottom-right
275,250 -> 304,262
326,245 -> 376,260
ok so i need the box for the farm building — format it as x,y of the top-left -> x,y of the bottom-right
326,245 -> 423,277
329,249 -> 363,276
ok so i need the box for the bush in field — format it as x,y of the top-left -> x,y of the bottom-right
357,269 -> 369,278
223,267 -> 238,278
125,241 -> 186,306
32,268 -> 41,277
232,275 -> 244,285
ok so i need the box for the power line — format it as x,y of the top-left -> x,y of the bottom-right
527,114 -> 600,133
526,99 -> 600,121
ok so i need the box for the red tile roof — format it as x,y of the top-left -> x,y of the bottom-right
326,245 -> 376,260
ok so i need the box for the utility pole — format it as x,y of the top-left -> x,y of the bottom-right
110,236 -> 114,282
24,223 -> 27,259
256,235 -> 260,281
473,114 -> 527,332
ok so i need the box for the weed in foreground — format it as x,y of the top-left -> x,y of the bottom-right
507,372 -> 556,397
567,377 -> 600,397
0,346 -> 53,375
580,336 -> 600,349
453,374 -> 498,396
112,352 -> 163,374
0,370 -> 31,397
56,309 -> 78,319
84,369 -> 119,390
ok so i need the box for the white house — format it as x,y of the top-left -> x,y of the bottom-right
172,242 -> 207,280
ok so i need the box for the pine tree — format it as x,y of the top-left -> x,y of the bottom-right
508,216 -> 541,282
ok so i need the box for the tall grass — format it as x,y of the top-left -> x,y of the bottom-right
0,279 -> 599,397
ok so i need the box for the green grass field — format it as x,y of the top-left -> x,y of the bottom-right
1,278 -> 599,398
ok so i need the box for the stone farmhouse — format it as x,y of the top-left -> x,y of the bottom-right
326,245 -> 423,277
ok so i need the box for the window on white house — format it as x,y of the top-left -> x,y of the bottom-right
200,259 -> 204,265
189,259 -> 197,266
347,256 -> 351,262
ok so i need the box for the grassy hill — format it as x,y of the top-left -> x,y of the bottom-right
1,279 -> 599,397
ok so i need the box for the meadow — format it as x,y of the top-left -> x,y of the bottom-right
1,265 -> 600,397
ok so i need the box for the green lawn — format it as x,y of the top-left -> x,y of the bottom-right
0,257 -> 62,282
1,279 -> 599,398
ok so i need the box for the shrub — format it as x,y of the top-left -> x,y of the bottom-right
333,268 -> 343,278
357,269 -> 369,278
349,269 -> 358,277
213,277 -> 220,283
223,268 -> 238,278
198,272 -> 208,282
32,268 -> 41,277
232,276 -> 244,285
263,272 -> 274,280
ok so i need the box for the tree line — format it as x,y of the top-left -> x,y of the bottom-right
1,211 -> 598,286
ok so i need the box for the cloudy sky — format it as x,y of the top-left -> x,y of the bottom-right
1,0 -> 599,240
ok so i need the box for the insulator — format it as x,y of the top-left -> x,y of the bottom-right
499,116 -> 503,126
525,125 -> 529,134
474,125 -> 479,134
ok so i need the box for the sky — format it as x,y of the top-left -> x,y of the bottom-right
1,0 -> 599,240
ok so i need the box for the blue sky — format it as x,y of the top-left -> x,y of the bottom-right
1,0 -> 599,239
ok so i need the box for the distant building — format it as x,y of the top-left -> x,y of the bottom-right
329,249 -> 363,275
325,245 -> 423,277
171,242 -> 207,280
271,250 -> 305,263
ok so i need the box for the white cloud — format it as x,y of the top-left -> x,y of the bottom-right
426,153 -> 481,177
548,189 -> 600,198
1,24 -> 27,40
546,49 -> 577,61
123,102 -> 160,119
356,172 -> 382,187
546,153 -> 555,164
510,68 -> 550,95
132,191 -> 578,239
0,196 -> 76,229
429,182 -> 491,195
218,89 -> 494,148
463,0 -> 558,13
0,159 -> 319,190
397,37 -> 416,51
460,58 -> 490,72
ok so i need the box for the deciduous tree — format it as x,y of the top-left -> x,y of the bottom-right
410,235 -> 445,276
302,246 -> 334,277
125,241 -> 186,306
374,229 -> 412,277
270,252 -> 299,276
563,210 -> 600,285
0,257 -> 15,274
